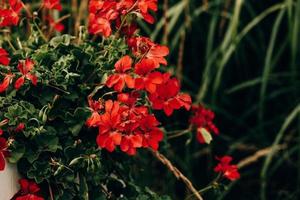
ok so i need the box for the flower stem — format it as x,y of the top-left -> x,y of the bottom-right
150,149 -> 204,200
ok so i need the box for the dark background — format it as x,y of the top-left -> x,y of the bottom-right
136,0 -> 300,199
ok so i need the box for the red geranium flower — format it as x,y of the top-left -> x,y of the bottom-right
214,156 -> 240,181
134,59 -> 163,93
15,59 -> 38,90
43,0 -> 62,11
86,98 -> 103,127
96,100 -> 122,152
0,0 -> 23,27
137,0 -> 158,24
15,123 -> 25,132
0,137 -> 8,171
190,105 -> 219,144
0,73 -> 14,93
15,179 -> 44,200
139,115 -> 163,150
88,0 -> 119,37
106,55 -> 134,92
46,15 -> 65,32
0,48 -> 10,66
88,13 -> 112,37
149,73 -> 191,116
128,37 -> 169,68
89,96 -> 164,155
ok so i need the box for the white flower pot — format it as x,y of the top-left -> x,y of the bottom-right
0,164 -> 19,199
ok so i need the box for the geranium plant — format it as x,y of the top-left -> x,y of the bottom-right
0,0 -> 239,199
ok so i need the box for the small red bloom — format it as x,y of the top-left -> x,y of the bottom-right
0,0 -> 23,27
86,98 -> 103,127
0,137 -> 8,171
106,55 -> 134,92
46,15 -> 65,32
214,156 -> 240,181
0,129 -> 3,136
15,123 -> 25,132
96,100 -> 122,152
0,73 -> 14,93
15,59 -> 38,90
128,37 -> 169,68
88,0 -> 119,37
89,13 -> 112,37
134,59 -> 163,93
139,115 -> 163,150
15,179 -> 44,200
0,48 -> 10,66
190,105 -> 219,144
149,73 -> 191,116
43,0 -> 62,11
137,0 -> 158,24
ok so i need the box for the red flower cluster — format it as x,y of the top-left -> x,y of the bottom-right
0,56 -> 38,93
15,179 -> 44,200
0,0 -> 23,27
42,0 -> 64,33
0,137 -> 8,171
87,0 -> 191,155
148,73 -> 191,116
88,0 -> 158,37
87,97 -> 163,155
106,55 -> 135,92
214,156 -> 240,181
15,59 -> 38,90
105,43 -> 190,116
190,105 -> 219,144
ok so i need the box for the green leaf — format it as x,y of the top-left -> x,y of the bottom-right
8,143 -> 25,163
198,128 -> 213,144
50,34 -> 75,48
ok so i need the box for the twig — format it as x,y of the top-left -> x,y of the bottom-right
219,0 -> 232,36
162,0 -> 169,44
202,0 -> 208,10
237,144 -> 287,169
75,0 -> 88,37
48,182 -> 54,200
167,126 -> 192,139
150,149 -> 204,200
176,30 -> 185,82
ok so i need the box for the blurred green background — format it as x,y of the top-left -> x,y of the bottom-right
137,0 -> 300,199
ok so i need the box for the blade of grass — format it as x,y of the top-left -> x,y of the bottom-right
258,8 -> 285,133
260,104 -> 300,200
196,3 -> 286,103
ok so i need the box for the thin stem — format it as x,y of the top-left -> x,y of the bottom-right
150,149 -> 204,200
167,125 -> 192,139
48,182 -> 54,200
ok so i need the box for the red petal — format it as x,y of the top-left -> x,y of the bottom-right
0,75 -> 12,93
106,74 -> 120,88
124,75 -> 134,88
26,74 -> 38,86
19,178 -> 29,192
14,76 -> 25,90
115,55 -> 132,73
0,153 -> 5,171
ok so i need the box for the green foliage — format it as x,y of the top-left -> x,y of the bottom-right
0,28 -> 169,199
